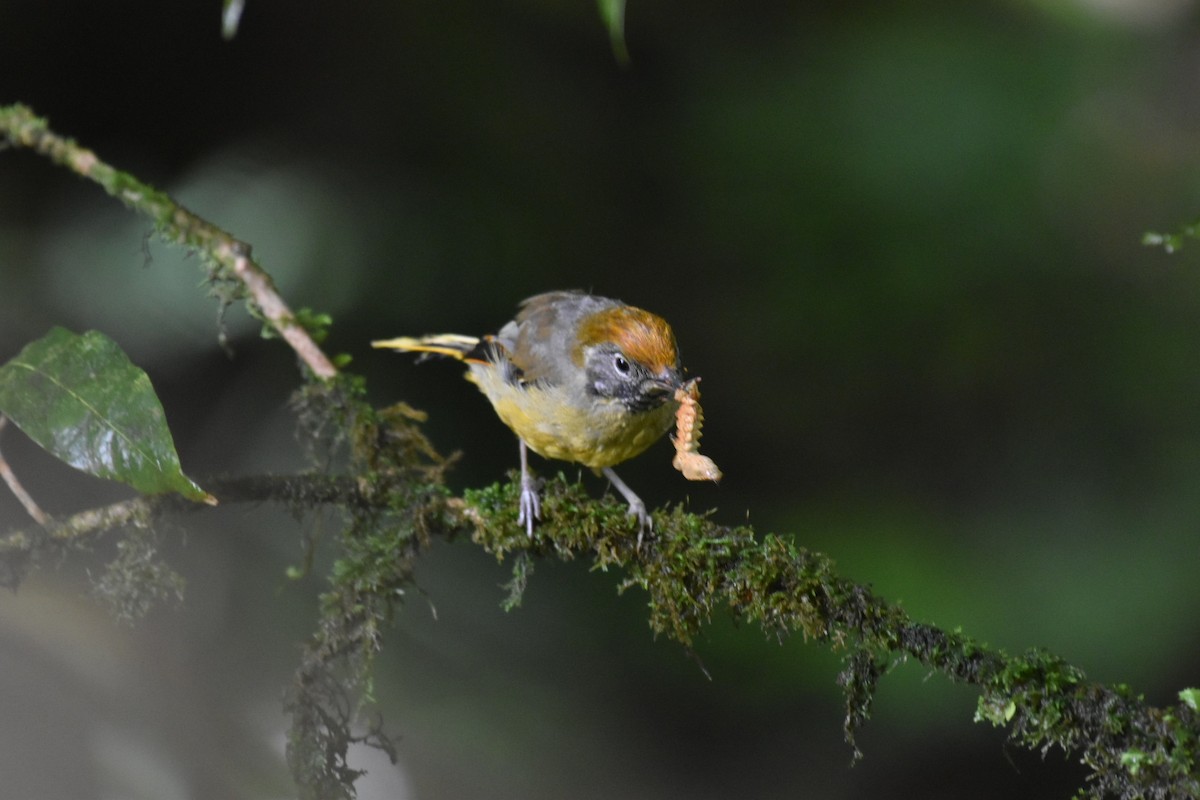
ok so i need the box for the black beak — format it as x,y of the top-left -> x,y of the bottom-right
643,367 -> 683,397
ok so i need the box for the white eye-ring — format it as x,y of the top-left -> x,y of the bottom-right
614,354 -> 631,374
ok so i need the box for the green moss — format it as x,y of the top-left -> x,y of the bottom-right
283,370 -> 463,799
461,472 -> 1199,799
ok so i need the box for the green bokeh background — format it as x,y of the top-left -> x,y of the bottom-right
3,1 -> 1200,797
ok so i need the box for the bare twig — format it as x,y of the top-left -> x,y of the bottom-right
0,416 -> 49,526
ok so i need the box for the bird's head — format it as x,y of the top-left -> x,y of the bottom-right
574,305 -> 683,412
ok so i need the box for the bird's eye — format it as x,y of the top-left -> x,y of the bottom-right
613,354 -> 631,374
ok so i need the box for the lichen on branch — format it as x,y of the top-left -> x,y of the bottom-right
0,103 -> 337,380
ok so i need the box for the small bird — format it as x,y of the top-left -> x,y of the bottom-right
373,290 -> 686,539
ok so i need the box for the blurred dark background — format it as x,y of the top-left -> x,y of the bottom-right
3,0 -> 1200,797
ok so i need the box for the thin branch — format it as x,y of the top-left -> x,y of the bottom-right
0,473 -> 372,558
0,416 -> 49,526
0,103 -> 338,380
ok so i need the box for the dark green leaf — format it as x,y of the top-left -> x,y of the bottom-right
0,327 -> 214,504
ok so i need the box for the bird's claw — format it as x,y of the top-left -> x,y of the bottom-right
627,500 -> 652,549
518,474 -> 542,538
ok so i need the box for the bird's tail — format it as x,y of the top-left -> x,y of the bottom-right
372,333 -> 486,363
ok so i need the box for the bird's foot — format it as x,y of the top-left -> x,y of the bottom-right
517,473 -> 542,538
601,466 -> 653,550
626,499 -> 652,549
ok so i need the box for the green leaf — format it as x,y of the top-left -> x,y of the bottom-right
0,327 -> 214,504
597,0 -> 629,65
1180,688 -> 1200,711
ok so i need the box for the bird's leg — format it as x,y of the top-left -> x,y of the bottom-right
601,466 -> 651,546
517,439 -> 541,537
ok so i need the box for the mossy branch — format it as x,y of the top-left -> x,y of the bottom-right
462,476 -> 1198,800
0,103 -> 338,380
4,462 -> 1192,798
0,473 -> 371,572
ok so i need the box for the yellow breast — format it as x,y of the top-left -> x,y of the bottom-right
468,365 -> 676,469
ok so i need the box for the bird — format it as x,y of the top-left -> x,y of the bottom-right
373,290 -> 686,540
